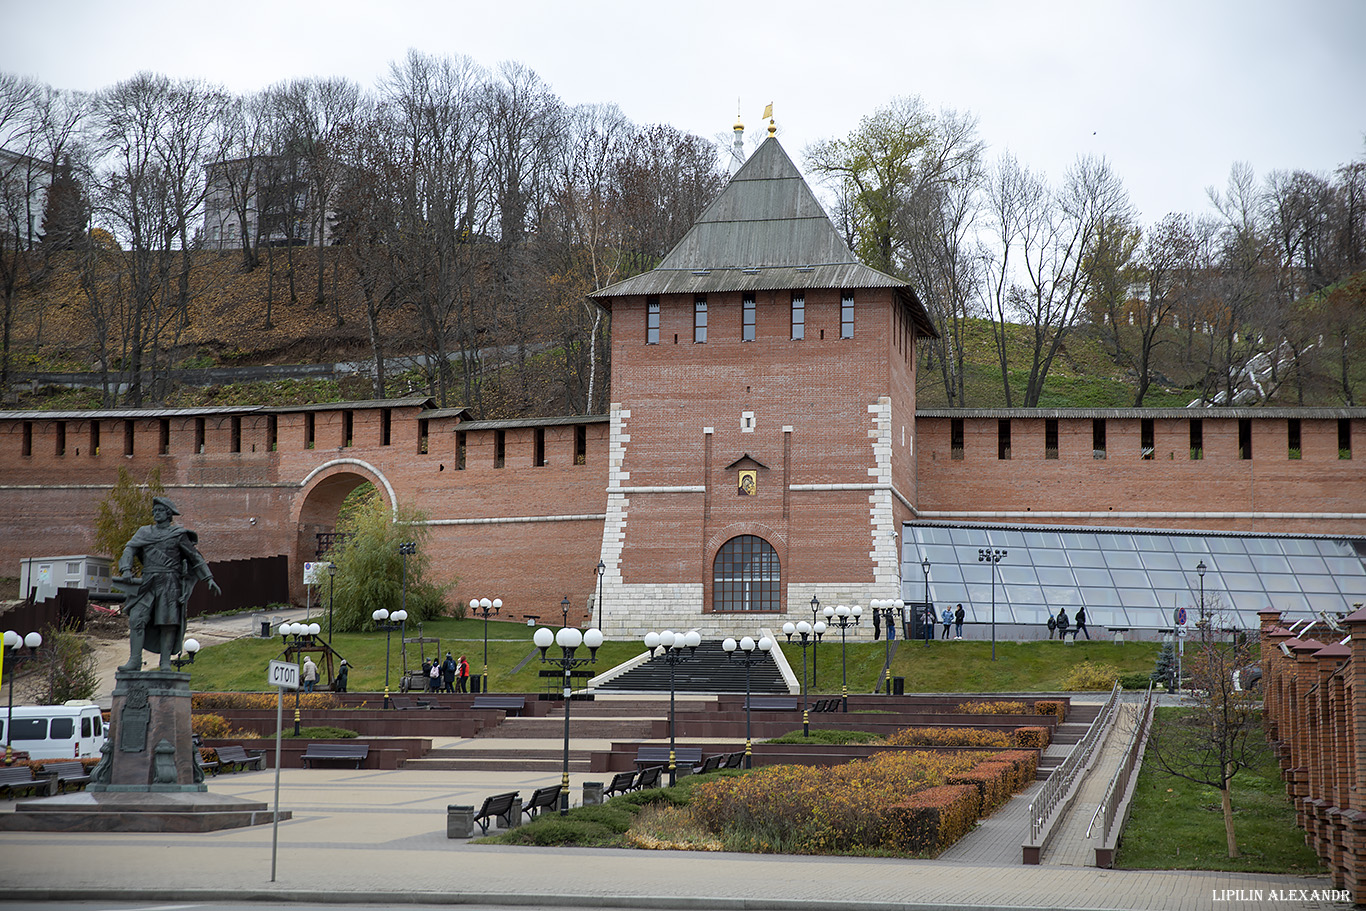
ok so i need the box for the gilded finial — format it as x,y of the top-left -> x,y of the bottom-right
763,102 -> 775,136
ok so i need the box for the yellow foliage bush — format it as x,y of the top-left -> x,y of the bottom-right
1010,726 -> 1051,750
956,700 -> 1027,714
1061,661 -> 1121,691
883,727 -> 1010,748
1032,700 -> 1066,721
191,713 -> 238,739
192,693 -> 340,712
887,784 -> 981,855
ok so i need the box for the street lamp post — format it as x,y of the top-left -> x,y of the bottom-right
809,596 -> 822,689
921,558 -> 932,649
595,560 -> 606,630
170,638 -> 201,670
370,609 -> 407,708
473,597 -> 502,693
398,542 -> 416,672
643,629 -> 700,785
978,548 -> 1007,661
723,635 -> 774,768
326,561 -> 337,644
281,622 -> 320,732
561,596 -> 570,629
781,620 -> 823,737
3,630 -> 42,763
534,624 -> 603,814
1196,560 -> 1207,625
821,603 -> 861,711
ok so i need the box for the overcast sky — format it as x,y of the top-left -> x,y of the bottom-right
6,0 -> 1364,227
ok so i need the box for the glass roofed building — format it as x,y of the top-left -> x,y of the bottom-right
902,523 -> 1366,636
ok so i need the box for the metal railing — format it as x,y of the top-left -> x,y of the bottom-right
1088,681 -> 1156,844
1027,681 -> 1121,845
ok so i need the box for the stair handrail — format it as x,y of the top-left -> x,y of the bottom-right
1026,681 -> 1121,848
1088,682 -> 1156,853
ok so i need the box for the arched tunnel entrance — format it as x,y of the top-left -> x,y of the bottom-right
292,464 -> 392,599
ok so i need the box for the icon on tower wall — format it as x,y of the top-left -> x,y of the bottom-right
738,470 -> 757,496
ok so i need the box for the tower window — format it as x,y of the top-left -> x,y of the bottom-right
791,293 -> 805,340
742,293 -> 756,342
1190,419 -> 1203,460
840,293 -> 854,338
194,418 -> 205,454
1339,419 -> 1352,459
1239,419 -> 1252,460
231,416 -> 241,454
646,298 -> 660,345
1045,419 -> 1058,459
950,418 -> 964,460
494,430 -> 505,468
575,424 -> 586,466
694,297 -> 707,343
1141,419 -> 1154,460
1092,419 -> 1106,460
1287,418 -> 1301,459
713,535 -> 780,612
997,419 -> 1011,460
534,427 -> 546,467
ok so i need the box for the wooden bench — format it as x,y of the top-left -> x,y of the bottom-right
389,695 -> 432,710
471,695 -> 527,716
745,697 -> 799,711
197,751 -> 219,776
473,791 -> 520,834
523,784 -> 562,819
722,751 -> 745,769
633,764 -> 663,790
300,742 -> 369,769
603,770 -> 637,798
44,761 -> 91,793
216,745 -> 266,772
0,765 -> 43,798
694,753 -> 723,775
634,746 -> 702,770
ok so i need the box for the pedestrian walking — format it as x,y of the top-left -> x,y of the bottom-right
1047,613 -> 1057,639
1056,609 -> 1070,641
302,656 -> 318,693
457,655 -> 470,693
923,603 -> 935,642
872,606 -> 881,640
441,652 -> 456,693
941,606 -> 953,639
428,660 -> 440,692
954,604 -> 965,639
1075,606 -> 1091,639
333,659 -> 348,693
885,607 -> 896,641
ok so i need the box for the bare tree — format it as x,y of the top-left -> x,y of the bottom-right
1144,595 -> 1265,858
0,72 -> 42,395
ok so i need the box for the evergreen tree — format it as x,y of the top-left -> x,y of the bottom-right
40,156 -> 89,251
1151,639 -> 1178,689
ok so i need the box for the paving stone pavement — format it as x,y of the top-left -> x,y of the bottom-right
0,750 -> 1346,911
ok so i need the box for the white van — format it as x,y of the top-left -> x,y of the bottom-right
0,701 -> 106,760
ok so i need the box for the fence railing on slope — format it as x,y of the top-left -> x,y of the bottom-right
1025,681 -> 1121,855
1088,681 -> 1156,867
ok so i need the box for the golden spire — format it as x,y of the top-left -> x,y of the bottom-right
763,102 -> 775,136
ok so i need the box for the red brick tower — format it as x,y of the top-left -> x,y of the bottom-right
589,136 -> 936,638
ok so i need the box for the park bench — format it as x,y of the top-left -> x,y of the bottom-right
0,765 -> 44,798
389,695 -> 432,710
694,753 -> 723,775
634,746 -> 702,771
196,751 -> 219,776
522,784 -> 563,819
216,745 -> 266,772
633,764 -> 663,790
43,761 -> 91,793
473,791 -> 520,834
471,695 -> 527,716
744,697 -> 799,711
300,742 -> 369,769
603,770 -> 637,798
722,751 -> 744,769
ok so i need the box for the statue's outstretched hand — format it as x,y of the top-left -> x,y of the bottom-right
207,579 -> 222,596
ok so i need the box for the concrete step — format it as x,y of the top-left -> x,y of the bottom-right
404,756 -> 593,773
476,718 -> 655,739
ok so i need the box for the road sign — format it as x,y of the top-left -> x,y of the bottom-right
268,659 -> 299,690
1174,607 -> 1187,626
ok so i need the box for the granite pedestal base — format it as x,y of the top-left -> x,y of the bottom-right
0,790 -> 289,832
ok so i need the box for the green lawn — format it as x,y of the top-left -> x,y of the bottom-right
187,620 -> 1159,696
1116,708 -> 1323,874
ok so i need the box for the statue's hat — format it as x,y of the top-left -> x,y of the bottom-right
152,496 -> 181,516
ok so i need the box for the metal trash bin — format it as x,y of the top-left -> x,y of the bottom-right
892,676 -> 905,696
260,620 -> 271,638
469,676 -> 481,694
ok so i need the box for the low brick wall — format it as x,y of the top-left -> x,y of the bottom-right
204,737 -> 431,770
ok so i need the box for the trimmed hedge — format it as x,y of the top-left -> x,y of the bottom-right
1011,726 -> 1051,750
1032,700 -> 1066,721
883,726 -> 1011,748
888,784 -> 981,854
192,693 -> 341,711
956,700 -> 1027,715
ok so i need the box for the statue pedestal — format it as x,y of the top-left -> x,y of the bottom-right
0,669 -> 289,831
92,668 -> 204,792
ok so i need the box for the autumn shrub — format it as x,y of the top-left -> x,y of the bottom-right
947,761 -> 1013,813
883,727 -> 1010,748
689,750 -> 992,855
1032,700 -> 1066,721
192,693 -> 339,712
956,700 -> 1026,715
1011,726 -> 1051,750
1061,661 -> 1121,691
192,713 -> 238,739
886,784 -> 981,855
988,750 -> 1040,790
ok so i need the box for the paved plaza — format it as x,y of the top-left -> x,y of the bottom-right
0,742 -> 1345,911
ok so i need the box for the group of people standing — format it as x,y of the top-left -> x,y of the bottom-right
423,652 -> 470,693
1047,607 -> 1090,640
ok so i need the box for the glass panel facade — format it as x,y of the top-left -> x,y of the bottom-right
904,523 -> 1366,631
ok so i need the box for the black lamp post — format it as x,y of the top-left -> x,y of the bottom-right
398,542 -> 416,671
644,629 -> 700,785
921,557 -> 931,648
3,630 -> 42,763
595,560 -> 606,630
326,561 -> 337,644
978,548 -> 1007,661
1196,560 -> 1207,625
809,595 -> 822,688
535,624 -> 603,814
561,596 -> 570,629
723,634 -> 774,768
820,604 -> 861,711
370,608 -> 407,708
781,620 -> 822,737
170,637 -> 200,670
281,622 -> 319,732
473,597 -> 502,693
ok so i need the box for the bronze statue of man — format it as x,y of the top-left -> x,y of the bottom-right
117,497 -> 220,672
